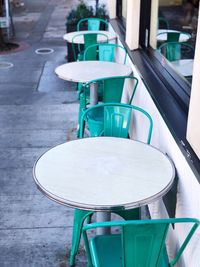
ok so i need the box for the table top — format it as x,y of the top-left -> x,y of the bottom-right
63,30 -> 116,43
55,61 -> 132,83
170,59 -> 194,77
33,137 -> 175,211
157,29 -> 191,42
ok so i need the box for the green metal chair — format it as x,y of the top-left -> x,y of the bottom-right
83,218 -> 200,267
157,31 -> 181,49
83,43 -> 127,63
77,76 -> 138,138
76,43 -> 127,104
77,18 -> 109,31
158,42 -> 194,62
70,103 -> 153,266
72,32 -> 108,61
80,103 -> 153,141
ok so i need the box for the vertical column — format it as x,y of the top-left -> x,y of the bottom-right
186,9 -> 200,159
125,0 -> 141,50
108,0 -> 117,19
150,0 -> 159,49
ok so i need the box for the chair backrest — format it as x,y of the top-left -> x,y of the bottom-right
157,31 -> 181,46
82,76 -> 138,106
83,218 -> 200,267
72,32 -> 108,61
83,43 -> 127,63
167,32 -> 180,42
80,103 -> 153,143
159,42 -> 194,61
158,17 -> 170,29
77,17 -> 109,31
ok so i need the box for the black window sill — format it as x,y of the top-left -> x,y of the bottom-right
110,19 -> 200,182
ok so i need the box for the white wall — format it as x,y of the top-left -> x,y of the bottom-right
110,26 -> 200,266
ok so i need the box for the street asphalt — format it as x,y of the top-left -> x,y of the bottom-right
0,0 -> 88,266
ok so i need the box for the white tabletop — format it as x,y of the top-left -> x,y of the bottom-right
157,29 -> 191,42
55,61 -> 132,83
63,30 -> 116,43
33,137 -> 175,211
170,59 -> 194,77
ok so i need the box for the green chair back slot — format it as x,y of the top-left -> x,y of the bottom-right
104,105 -> 131,137
167,32 -> 180,42
83,34 -> 99,60
72,32 -> 108,61
102,77 -> 125,102
88,19 -> 100,31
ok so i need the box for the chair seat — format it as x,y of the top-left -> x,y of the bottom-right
87,107 -> 104,136
83,218 -> 200,267
90,234 -> 122,267
90,234 -> 169,267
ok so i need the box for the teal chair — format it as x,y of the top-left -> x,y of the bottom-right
77,76 -> 138,137
83,218 -> 200,267
70,103 -> 153,266
80,103 -> 153,141
77,17 -> 109,31
72,32 -> 108,61
157,31 -> 181,48
76,43 -> 127,106
158,42 -> 194,62
83,43 -> 127,63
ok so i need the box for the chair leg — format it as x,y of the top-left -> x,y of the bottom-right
70,209 -> 93,266
77,90 -> 85,138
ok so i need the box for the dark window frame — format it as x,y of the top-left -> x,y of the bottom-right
139,0 -> 191,107
116,0 -> 126,27
110,3 -> 200,181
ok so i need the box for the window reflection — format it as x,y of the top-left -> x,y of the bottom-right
122,0 -> 127,20
116,0 -> 127,26
156,0 -> 199,84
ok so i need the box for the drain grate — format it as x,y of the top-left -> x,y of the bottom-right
0,62 -> 14,69
35,48 -> 54,55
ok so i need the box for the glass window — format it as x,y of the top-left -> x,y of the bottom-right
155,0 -> 199,85
117,0 -> 127,25
122,0 -> 127,20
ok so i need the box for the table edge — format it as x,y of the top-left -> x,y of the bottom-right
32,138 -> 176,211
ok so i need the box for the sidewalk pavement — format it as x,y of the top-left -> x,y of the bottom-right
0,0 -> 87,266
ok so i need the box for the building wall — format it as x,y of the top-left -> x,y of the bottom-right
110,26 -> 200,266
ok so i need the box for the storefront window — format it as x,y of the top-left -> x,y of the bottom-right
155,0 -> 199,85
122,0 -> 127,20
117,0 -> 127,25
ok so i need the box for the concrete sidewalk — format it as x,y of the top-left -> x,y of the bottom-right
0,0 -> 87,266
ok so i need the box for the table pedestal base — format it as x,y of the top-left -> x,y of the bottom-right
96,212 -> 111,234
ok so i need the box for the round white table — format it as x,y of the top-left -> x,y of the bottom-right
63,30 -> 116,43
157,29 -> 191,42
55,61 -> 132,104
33,137 -> 175,211
171,59 -> 194,77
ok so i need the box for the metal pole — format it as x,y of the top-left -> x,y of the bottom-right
5,0 -> 10,38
